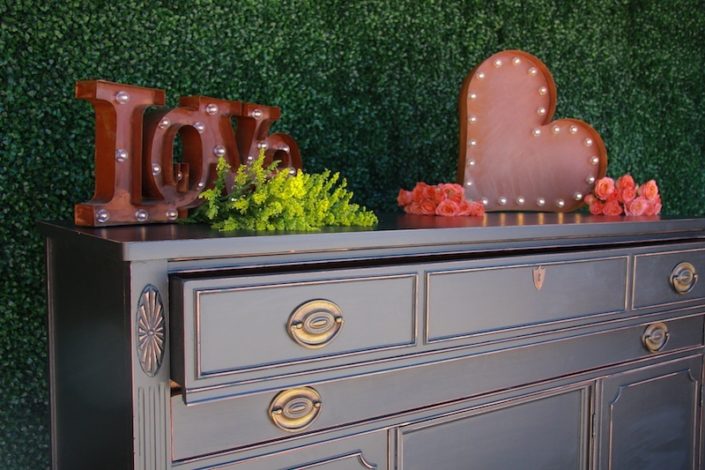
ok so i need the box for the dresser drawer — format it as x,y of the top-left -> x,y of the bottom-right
171,314 -> 704,461
176,429 -> 389,470
426,256 -> 628,342
184,429 -> 387,469
171,269 -> 417,396
633,248 -> 705,309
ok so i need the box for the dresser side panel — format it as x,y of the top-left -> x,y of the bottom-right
46,235 -> 133,469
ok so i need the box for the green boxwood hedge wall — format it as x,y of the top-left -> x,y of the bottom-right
2,0 -> 704,466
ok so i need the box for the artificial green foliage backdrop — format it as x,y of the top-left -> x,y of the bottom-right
2,0 -> 704,466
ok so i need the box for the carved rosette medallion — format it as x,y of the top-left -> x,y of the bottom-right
136,285 -> 165,377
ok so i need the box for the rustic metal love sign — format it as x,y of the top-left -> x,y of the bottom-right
74,80 -> 302,226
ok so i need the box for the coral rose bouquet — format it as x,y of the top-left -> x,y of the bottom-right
584,175 -> 662,216
397,182 -> 485,217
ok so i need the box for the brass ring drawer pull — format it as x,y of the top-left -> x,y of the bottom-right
642,322 -> 669,353
268,387 -> 322,432
670,262 -> 698,295
287,299 -> 344,349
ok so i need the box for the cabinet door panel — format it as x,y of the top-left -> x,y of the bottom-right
598,355 -> 702,470
398,385 -> 590,470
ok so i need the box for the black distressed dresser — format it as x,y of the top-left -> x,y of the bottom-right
41,214 -> 705,469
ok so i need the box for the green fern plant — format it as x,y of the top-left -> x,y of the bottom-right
190,150 -> 378,231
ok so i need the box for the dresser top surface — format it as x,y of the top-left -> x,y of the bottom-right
39,213 -> 705,261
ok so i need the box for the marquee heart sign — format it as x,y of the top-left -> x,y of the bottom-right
457,50 -> 607,212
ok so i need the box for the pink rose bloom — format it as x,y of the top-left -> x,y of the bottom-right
404,202 -> 422,214
419,199 -> 437,215
418,184 -> 442,204
439,183 -> 464,204
625,196 -> 649,216
397,189 -> 413,207
436,199 -> 461,216
606,191 -> 620,202
644,195 -> 662,216
588,199 -> 604,215
457,199 -> 485,216
583,194 -> 595,205
638,179 -> 659,201
602,199 -> 623,216
618,186 -> 636,204
594,177 -> 615,200
616,174 -> 636,191
466,201 -> 485,217
412,183 -> 430,203
457,200 -> 470,215
615,174 -> 636,203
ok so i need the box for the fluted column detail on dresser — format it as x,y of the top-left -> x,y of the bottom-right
136,384 -> 168,470
129,262 -> 170,470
